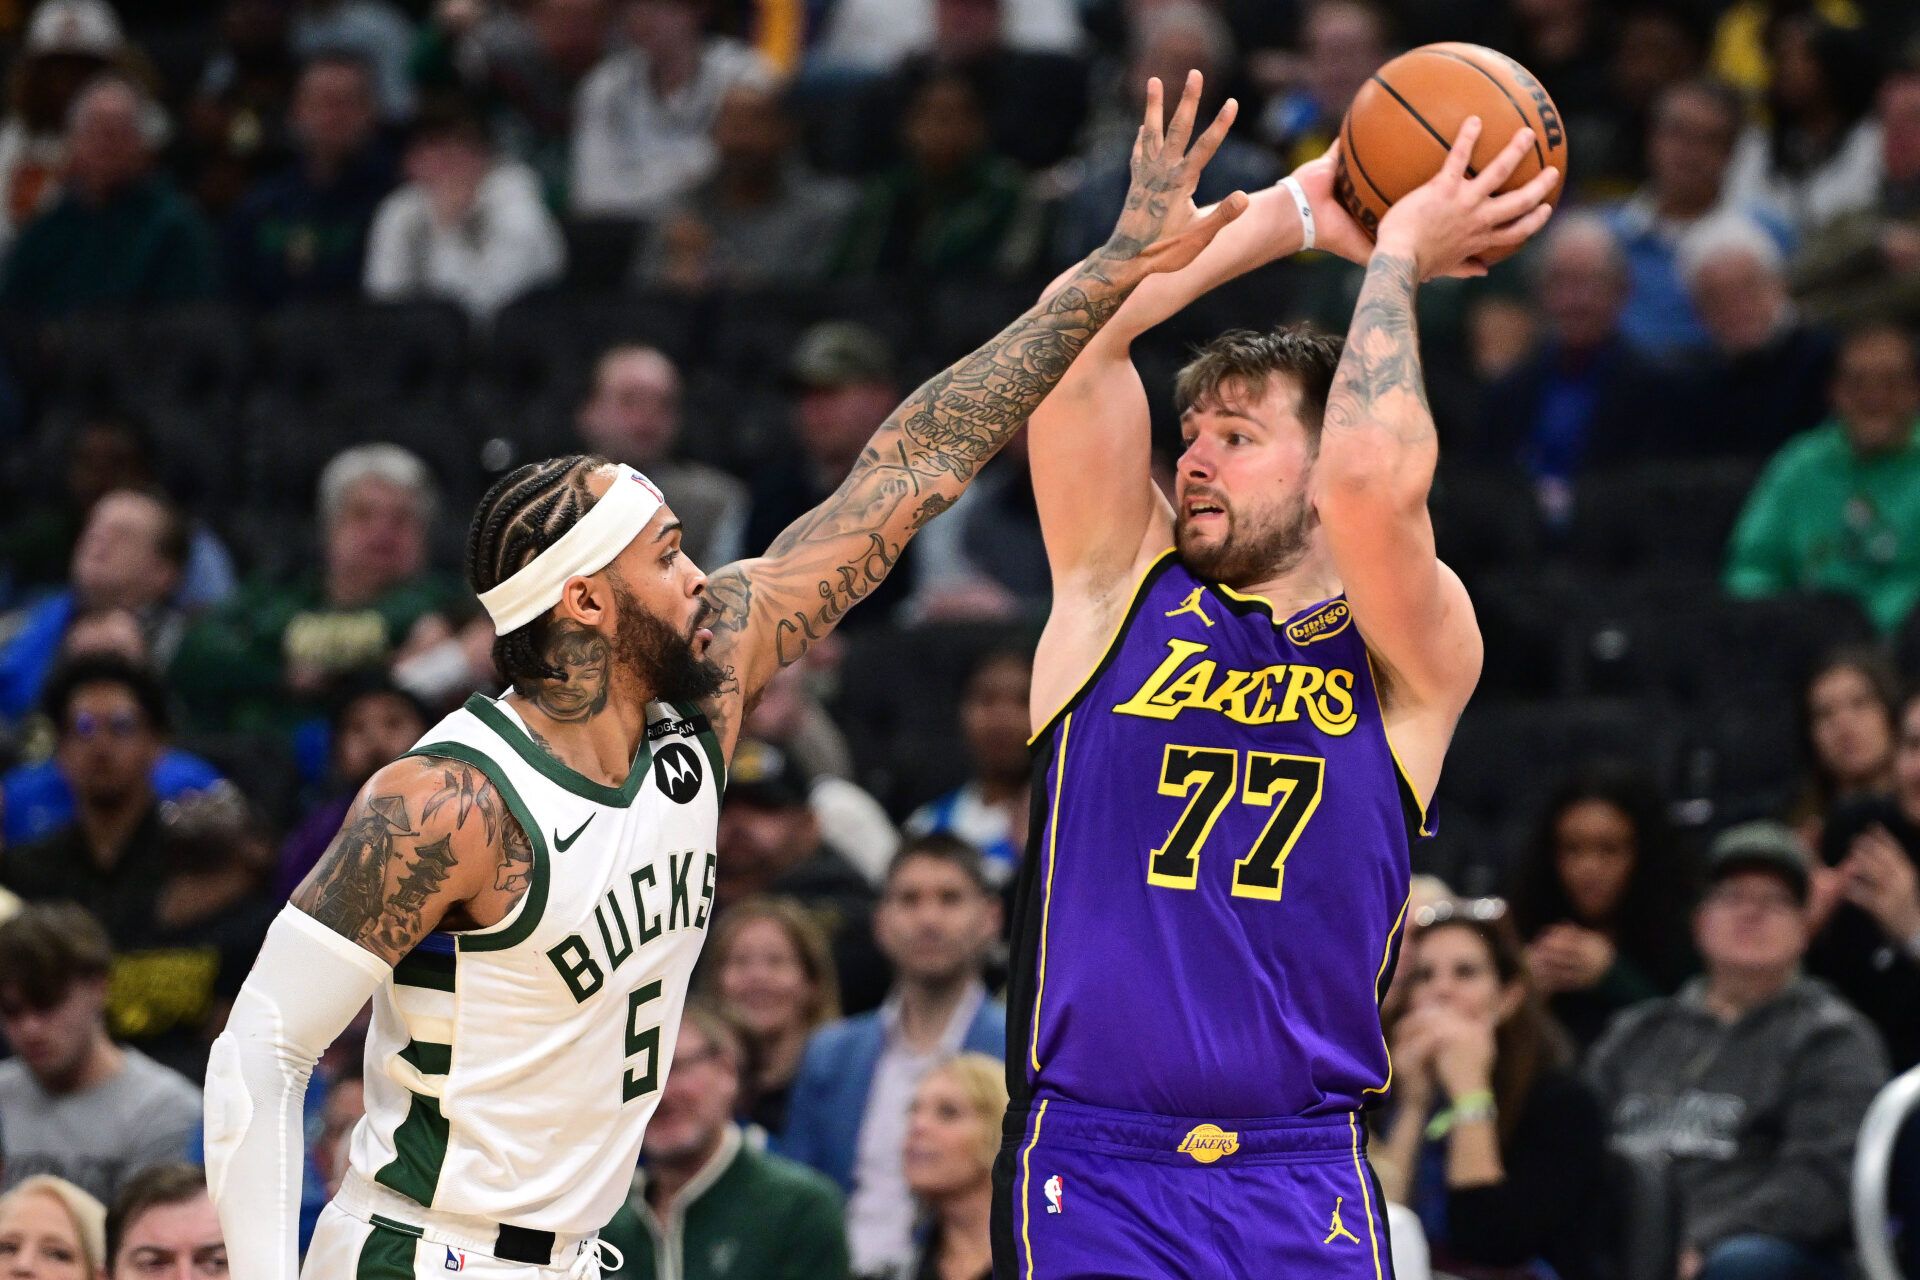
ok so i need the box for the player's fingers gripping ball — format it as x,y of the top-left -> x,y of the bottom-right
1335,42 -> 1569,264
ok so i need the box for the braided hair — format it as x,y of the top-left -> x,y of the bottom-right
466,454 -> 607,690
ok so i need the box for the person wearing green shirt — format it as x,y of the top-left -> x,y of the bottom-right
1725,323 -> 1920,632
168,443 -> 466,737
603,1004 -> 849,1280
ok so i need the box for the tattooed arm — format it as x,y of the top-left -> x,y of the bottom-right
696,72 -> 1250,751
290,755 -> 533,962
1310,119 -> 1557,792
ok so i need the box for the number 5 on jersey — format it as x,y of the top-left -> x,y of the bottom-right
1146,746 -> 1325,900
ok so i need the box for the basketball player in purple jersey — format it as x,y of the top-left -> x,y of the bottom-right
994,119 -> 1559,1279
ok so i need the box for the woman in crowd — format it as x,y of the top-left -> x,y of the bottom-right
703,896 -> 841,1137
1511,763 -> 1696,1048
1792,645 -> 1899,849
0,1175 -> 107,1279
901,1052 -> 1005,1280
1374,899 -> 1608,1280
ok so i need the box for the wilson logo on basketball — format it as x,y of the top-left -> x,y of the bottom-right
1287,602 -> 1352,647
1178,1124 -> 1240,1164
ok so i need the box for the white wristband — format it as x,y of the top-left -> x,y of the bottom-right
1280,174 -> 1315,252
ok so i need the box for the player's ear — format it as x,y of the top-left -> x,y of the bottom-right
555,573 -> 611,628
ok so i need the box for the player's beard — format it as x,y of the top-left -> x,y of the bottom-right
1176,489 -> 1316,588
611,579 -> 727,703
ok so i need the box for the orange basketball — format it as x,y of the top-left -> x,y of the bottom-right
1334,42 -> 1568,263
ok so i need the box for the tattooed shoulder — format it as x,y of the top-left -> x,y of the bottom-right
291,755 -> 529,963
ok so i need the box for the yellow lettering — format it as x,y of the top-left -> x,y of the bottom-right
1246,669 -> 1279,724
1156,660 -> 1217,710
1203,669 -> 1262,723
1113,639 -> 1211,720
1275,664 -> 1324,724
1308,668 -> 1358,736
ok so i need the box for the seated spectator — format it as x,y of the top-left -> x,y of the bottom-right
182,0 -> 302,218
1578,2 -> 1711,199
1511,763 -> 1698,1050
1051,1 -> 1275,266
808,0 -> 1082,74
0,0 -> 134,257
0,1174 -> 107,1278
780,835 -> 1005,1279
831,64 -> 1035,280
1724,322 -> 1920,633
602,1003 -> 850,1279
1794,57 -> 1920,328
275,672 -> 428,898
170,443 -> 466,737
291,0 -> 417,120
1479,215 -> 1675,521
1,625 -> 223,849
0,658 -> 188,946
575,345 -> 747,569
409,0 -> 609,204
637,78 -> 855,291
1373,899 -> 1608,1280
1811,685 -> 1920,1069
364,100 -> 564,320
744,323 -> 917,622
901,1052 -> 1005,1280
1606,78 -> 1793,357
0,407 -> 236,611
1789,645 -> 1898,849
0,74 -> 219,320
1587,821 -> 1889,1280
0,488 -> 191,724
713,740 -> 886,1014
1724,15 -> 1883,237
702,896 -> 841,1137
317,1057 -> 364,1196
1676,213 -> 1835,457
103,1163 -> 225,1280
1261,0 -> 1389,169
0,904 -> 202,1201
571,0 -> 774,217
225,50 -> 396,308
908,431 -> 1047,621
1380,872 -> 1457,1025
906,649 -> 1032,884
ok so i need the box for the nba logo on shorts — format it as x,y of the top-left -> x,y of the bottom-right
443,1247 -> 466,1271
1044,1175 -> 1064,1214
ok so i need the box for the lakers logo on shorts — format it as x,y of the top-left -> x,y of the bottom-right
1177,1123 -> 1240,1164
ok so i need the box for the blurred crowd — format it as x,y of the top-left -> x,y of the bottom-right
1,0 -> 1919,1278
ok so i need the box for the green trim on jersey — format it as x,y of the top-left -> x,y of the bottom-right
375,1087 -> 450,1207
402,740 -> 551,954
355,1219 -> 420,1278
399,1040 -> 452,1075
392,948 -> 455,992
367,1215 -> 423,1239
464,694 -> 653,807
676,701 -> 728,796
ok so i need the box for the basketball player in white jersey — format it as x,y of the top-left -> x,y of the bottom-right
204,73 -> 1251,1280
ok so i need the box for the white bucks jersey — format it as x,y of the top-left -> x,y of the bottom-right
347,692 -> 724,1235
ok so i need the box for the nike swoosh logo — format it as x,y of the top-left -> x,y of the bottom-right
553,815 -> 594,852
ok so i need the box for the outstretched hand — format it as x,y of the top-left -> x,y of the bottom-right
1374,116 -> 1558,280
1098,70 -> 1249,277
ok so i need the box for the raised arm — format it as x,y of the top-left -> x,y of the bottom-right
206,754 -> 527,1280
696,73 -> 1249,751
1311,121 -> 1556,777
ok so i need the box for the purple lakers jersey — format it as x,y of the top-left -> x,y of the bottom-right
1006,550 -> 1422,1119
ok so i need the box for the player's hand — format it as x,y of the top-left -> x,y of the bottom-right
1099,70 -> 1249,277
1843,825 -> 1920,943
1288,145 -> 1373,267
1374,116 -> 1558,280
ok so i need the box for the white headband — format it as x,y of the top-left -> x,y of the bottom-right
477,464 -> 664,635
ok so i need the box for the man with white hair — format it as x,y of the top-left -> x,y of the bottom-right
1677,213 -> 1834,456
0,72 -> 217,319
171,443 -> 467,736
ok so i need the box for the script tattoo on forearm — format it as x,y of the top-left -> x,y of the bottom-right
294,760 -> 531,962
1323,252 -> 1433,444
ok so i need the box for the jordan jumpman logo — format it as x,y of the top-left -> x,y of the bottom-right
1324,1197 -> 1361,1245
1164,587 -> 1215,627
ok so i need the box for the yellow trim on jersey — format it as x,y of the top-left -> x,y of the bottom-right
1020,1100 -> 1051,1280
1030,715 -> 1071,1074
1029,548 -> 1178,747
1361,895 -> 1409,1097
1348,1113 -> 1385,1280
1364,651 -> 1432,836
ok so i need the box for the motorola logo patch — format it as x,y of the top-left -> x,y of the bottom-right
653,743 -> 703,804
